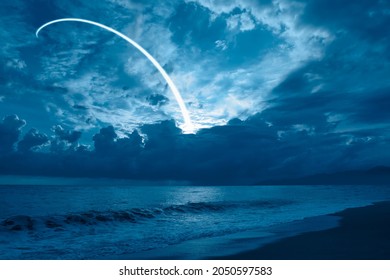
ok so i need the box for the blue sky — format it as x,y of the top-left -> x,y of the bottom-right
0,0 -> 389,184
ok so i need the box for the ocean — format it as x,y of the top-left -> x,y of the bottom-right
1,184 -> 390,259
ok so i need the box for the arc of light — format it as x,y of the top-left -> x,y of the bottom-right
36,18 -> 194,133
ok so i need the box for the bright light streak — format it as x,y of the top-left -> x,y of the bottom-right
36,18 -> 195,133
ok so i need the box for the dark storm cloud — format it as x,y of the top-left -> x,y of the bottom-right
0,113 -> 389,184
53,125 -> 82,143
92,125 -> 142,158
93,126 -> 118,154
17,128 -> 49,152
0,115 -> 26,153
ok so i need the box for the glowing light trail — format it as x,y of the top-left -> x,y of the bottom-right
36,18 -> 194,133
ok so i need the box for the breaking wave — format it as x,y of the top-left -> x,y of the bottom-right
0,200 -> 290,232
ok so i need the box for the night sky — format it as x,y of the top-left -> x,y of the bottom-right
0,0 -> 389,184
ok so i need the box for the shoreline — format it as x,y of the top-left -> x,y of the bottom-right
119,201 -> 390,260
220,201 -> 390,260
118,211 -> 342,260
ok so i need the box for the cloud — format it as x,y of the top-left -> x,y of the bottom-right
215,40 -> 228,50
0,1 -> 389,183
0,115 -> 26,153
165,0 -> 333,130
48,125 -> 83,153
0,111 -> 389,184
260,1 -> 390,135
53,125 -> 82,143
226,11 -> 256,32
147,94 -> 169,106
17,128 -> 49,152
0,0 -> 333,134
6,59 -> 27,70
93,126 -> 118,154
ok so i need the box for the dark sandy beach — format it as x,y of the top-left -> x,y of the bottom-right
222,201 -> 390,260
121,201 -> 390,260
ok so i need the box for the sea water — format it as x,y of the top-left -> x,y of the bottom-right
1,184 -> 390,259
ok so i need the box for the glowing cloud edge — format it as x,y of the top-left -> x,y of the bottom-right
36,18 -> 195,133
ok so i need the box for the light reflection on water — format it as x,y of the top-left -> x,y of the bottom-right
0,184 -> 390,259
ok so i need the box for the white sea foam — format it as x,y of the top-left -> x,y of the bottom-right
1,185 -> 390,259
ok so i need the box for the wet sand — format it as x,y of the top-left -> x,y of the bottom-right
222,201 -> 390,259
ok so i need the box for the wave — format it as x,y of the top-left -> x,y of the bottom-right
0,200 -> 290,232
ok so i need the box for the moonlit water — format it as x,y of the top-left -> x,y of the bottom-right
1,184 -> 390,259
